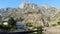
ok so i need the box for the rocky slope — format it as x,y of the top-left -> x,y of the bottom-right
0,2 -> 60,27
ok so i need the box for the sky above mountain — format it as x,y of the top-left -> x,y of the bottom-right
0,0 -> 60,8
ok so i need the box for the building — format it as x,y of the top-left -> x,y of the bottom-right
16,22 -> 26,29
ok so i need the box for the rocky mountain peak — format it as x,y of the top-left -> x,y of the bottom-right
19,2 -> 38,9
40,4 -> 52,9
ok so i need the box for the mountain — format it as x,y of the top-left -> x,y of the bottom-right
0,2 -> 60,27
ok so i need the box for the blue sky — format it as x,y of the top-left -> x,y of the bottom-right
0,0 -> 60,8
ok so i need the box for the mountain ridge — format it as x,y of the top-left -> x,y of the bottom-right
0,2 -> 60,27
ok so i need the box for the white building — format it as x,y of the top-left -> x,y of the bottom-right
16,22 -> 26,29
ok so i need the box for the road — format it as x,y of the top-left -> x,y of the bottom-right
0,30 -> 42,34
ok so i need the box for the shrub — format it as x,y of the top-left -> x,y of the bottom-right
57,22 -> 60,25
52,24 -> 57,27
26,23 -> 33,27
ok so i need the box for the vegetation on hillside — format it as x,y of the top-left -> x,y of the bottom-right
0,17 -> 17,32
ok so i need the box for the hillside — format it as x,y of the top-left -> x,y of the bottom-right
0,2 -> 60,27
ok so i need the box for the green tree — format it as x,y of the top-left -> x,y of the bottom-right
0,24 -> 12,32
8,17 -> 16,26
0,17 -> 17,32
7,17 -> 17,30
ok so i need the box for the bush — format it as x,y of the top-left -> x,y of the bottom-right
52,24 -> 57,27
26,23 -> 33,27
57,22 -> 60,25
